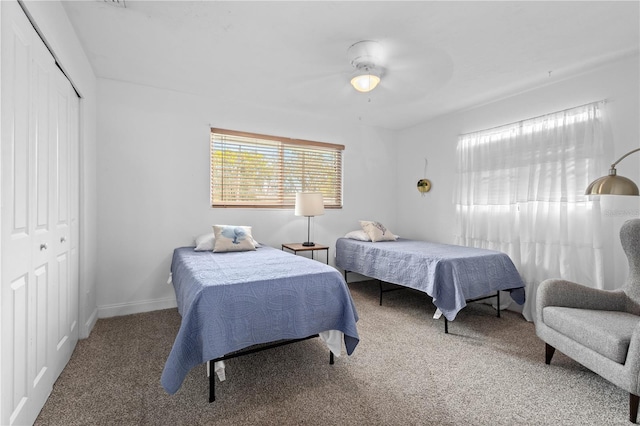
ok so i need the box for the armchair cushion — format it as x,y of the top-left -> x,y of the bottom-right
543,306 -> 640,364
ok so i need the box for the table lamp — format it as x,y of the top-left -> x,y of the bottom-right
295,192 -> 325,246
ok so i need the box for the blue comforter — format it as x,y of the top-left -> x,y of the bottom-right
335,238 -> 525,321
161,246 -> 360,394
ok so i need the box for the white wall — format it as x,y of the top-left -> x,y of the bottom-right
21,0 -> 98,337
395,54 -> 640,290
95,79 -> 398,316
94,42 -> 639,318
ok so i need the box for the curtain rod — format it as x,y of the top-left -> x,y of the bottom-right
460,99 -> 607,137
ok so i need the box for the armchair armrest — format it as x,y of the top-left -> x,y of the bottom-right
536,279 -> 627,323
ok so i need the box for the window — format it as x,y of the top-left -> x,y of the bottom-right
210,128 -> 344,208
454,101 -> 606,321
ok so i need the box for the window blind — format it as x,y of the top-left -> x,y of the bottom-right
210,128 -> 344,208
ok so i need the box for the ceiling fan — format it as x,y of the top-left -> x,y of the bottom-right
285,38 -> 453,107
343,39 -> 453,99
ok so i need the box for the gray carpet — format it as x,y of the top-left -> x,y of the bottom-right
35,280 -> 630,425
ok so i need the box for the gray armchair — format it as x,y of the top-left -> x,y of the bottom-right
536,218 -> 640,423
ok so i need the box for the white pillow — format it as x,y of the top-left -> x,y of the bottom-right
344,230 -> 371,241
194,232 -> 215,251
194,230 -> 259,251
359,220 -> 398,242
212,225 -> 257,253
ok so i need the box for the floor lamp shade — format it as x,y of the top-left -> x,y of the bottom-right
295,193 -> 324,246
585,148 -> 640,196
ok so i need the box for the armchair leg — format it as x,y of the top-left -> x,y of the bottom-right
545,343 -> 555,365
631,393 -> 639,424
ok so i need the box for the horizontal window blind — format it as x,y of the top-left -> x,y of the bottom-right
211,128 -> 344,208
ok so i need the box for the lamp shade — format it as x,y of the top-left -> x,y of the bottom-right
295,192 -> 325,217
585,170 -> 639,196
585,148 -> 640,196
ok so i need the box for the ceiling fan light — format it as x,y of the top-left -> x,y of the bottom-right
350,69 -> 381,93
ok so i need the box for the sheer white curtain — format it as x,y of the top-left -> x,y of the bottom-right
454,102 -> 606,321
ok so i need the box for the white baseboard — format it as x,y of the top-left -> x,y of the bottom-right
97,296 -> 177,319
81,307 -> 98,338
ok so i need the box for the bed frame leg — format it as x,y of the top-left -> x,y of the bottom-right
209,361 -> 215,402
330,351 -> 334,365
379,280 -> 383,306
496,291 -> 501,318
444,318 -> 449,334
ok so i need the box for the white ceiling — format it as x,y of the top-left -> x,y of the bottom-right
61,1 -> 640,130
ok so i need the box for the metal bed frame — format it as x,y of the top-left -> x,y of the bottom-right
207,335 -> 334,402
343,270 -> 500,334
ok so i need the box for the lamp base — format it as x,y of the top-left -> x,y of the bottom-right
302,242 -> 315,247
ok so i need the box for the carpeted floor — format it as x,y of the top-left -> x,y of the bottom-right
35,280 -> 630,425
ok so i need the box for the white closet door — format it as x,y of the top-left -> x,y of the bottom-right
50,61 -> 79,380
68,70 -> 80,375
1,4 -> 36,424
0,2 -> 79,425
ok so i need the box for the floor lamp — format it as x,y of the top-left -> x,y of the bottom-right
295,193 -> 325,246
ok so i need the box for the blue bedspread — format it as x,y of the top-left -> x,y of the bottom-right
335,238 -> 525,321
161,246 -> 360,394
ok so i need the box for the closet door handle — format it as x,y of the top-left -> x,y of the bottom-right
40,243 -> 48,251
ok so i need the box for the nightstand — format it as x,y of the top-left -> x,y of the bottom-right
281,243 -> 329,264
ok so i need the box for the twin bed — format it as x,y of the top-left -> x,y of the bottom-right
335,237 -> 525,332
161,245 -> 360,399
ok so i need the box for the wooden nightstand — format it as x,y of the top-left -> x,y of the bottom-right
281,243 -> 329,264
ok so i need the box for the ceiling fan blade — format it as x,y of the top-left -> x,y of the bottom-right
380,45 -> 454,99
